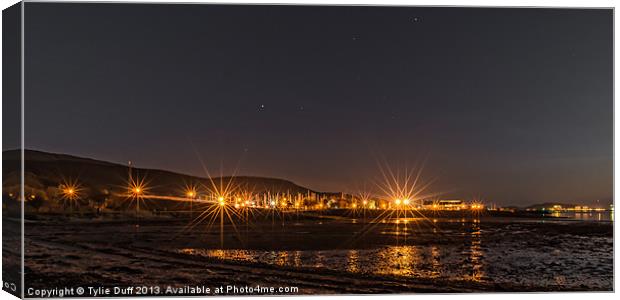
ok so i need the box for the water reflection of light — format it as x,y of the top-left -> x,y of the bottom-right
467,222 -> 485,282
208,249 -> 254,261
179,244 -> 489,282
274,251 -> 288,266
431,246 -> 441,278
556,211 -> 613,221
375,246 -> 418,276
347,250 -> 360,273
179,248 -> 254,262
292,251 -> 302,267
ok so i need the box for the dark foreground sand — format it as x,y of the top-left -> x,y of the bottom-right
14,212 -> 614,295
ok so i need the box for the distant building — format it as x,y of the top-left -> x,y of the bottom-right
422,199 -> 465,210
438,200 -> 464,210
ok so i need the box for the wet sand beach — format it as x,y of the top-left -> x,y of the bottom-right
19,211 -> 613,295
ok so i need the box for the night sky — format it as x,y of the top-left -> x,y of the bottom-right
24,3 -> 612,206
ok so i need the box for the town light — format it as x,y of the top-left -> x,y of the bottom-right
60,178 -> 82,202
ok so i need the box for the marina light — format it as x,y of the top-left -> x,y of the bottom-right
403,199 -> 410,205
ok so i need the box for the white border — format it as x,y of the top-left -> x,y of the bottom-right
0,1 -> 616,300
9,0 -> 619,7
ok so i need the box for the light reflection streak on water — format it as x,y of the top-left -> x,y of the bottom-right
468,219 -> 484,282
347,250 -> 359,273
274,251 -> 288,266
430,246 -> 441,278
554,211 -> 613,221
292,250 -> 302,267
174,216 -> 613,289
177,218 -> 493,281
178,243 -> 486,282
375,245 -> 418,277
